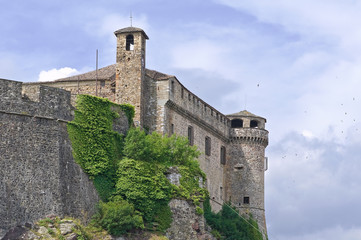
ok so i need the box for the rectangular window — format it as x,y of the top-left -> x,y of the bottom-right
188,126 -> 194,146
171,81 -> 175,94
220,146 -> 226,165
205,136 -> 211,156
243,197 -> 250,204
181,88 -> 184,98
188,93 -> 191,101
170,123 -> 174,135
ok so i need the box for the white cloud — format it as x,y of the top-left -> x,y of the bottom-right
38,67 -> 78,82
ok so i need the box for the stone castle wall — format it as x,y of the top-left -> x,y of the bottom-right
0,79 -> 100,238
24,79 -> 115,106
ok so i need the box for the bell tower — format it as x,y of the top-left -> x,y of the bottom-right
114,27 -> 149,126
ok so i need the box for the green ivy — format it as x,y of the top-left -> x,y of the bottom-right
67,95 -> 133,201
67,97 -> 208,234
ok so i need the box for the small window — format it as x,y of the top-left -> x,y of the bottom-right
205,136 -> 211,156
220,146 -> 226,165
231,119 -> 243,128
170,123 -> 174,135
171,81 -> 175,94
243,197 -> 250,204
126,34 -> 134,51
181,88 -> 184,98
188,126 -> 194,146
188,93 -> 191,101
250,120 -> 259,128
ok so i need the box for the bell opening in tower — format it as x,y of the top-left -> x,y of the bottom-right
126,34 -> 134,51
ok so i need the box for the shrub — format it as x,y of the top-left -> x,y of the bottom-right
116,158 -> 172,223
92,197 -> 144,236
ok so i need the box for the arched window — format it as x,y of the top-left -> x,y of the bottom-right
231,119 -> 243,128
126,34 -> 134,51
250,120 -> 258,128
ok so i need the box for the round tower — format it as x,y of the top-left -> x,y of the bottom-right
114,27 -> 149,126
225,110 -> 268,233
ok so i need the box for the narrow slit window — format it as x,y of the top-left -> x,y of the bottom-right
170,123 -> 174,135
171,81 -> 175,94
205,136 -> 211,156
220,146 -> 226,165
188,126 -> 194,146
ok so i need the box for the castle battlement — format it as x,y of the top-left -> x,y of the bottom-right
230,128 -> 268,146
0,78 -> 73,121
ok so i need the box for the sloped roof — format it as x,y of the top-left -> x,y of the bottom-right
55,64 -> 116,82
114,27 -> 149,39
145,69 -> 173,80
227,110 -> 265,120
52,64 -> 171,82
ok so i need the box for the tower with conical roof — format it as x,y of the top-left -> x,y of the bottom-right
225,110 -> 269,233
114,27 -> 149,126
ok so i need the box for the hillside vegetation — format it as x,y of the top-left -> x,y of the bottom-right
67,94 -> 264,240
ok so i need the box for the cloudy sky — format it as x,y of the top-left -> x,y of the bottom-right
2,1 -> 361,239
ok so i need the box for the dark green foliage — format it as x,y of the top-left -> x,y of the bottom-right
93,174 -> 116,202
118,128 -> 207,230
67,95 -> 125,178
92,197 -> 144,236
116,158 -> 172,222
204,199 -> 263,240
67,95 -> 131,202
117,103 -> 135,126
68,97 -> 208,234
152,205 -> 173,232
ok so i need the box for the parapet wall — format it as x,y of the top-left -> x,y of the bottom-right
0,79 -> 100,238
1,79 -> 73,121
169,77 -> 230,137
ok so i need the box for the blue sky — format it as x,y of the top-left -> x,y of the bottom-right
2,1 -> 361,239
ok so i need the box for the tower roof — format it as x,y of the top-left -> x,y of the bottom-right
114,27 -> 149,39
227,110 -> 266,121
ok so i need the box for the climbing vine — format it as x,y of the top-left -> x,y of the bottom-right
67,95 -> 208,235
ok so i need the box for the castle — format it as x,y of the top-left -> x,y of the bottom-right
23,27 -> 269,233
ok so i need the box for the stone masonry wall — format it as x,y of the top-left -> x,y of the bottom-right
24,79 -> 115,106
165,106 -> 227,212
169,78 -> 230,136
226,127 -> 268,233
115,31 -> 146,126
0,79 -> 100,239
